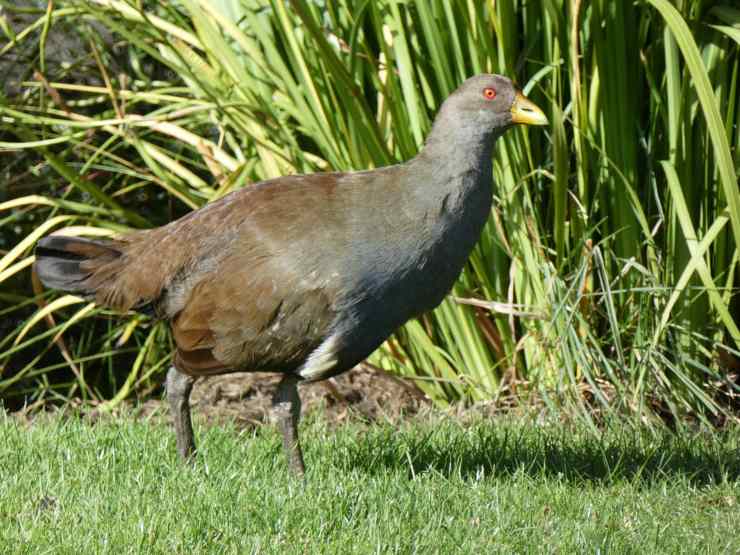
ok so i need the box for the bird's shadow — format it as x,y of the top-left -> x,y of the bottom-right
331,424 -> 740,487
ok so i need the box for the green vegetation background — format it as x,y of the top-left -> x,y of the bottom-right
0,0 -> 739,426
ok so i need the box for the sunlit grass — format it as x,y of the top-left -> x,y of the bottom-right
1,412 -> 738,552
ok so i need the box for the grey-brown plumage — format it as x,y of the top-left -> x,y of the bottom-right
35,74 -> 547,475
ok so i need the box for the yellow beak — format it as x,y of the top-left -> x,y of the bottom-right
510,91 -> 548,126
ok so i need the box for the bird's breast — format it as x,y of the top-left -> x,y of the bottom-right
349,169 -> 492,315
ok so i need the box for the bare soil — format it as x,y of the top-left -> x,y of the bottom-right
128,364 -> 430,429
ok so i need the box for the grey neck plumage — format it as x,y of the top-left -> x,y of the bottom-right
412,108 -> 501,191
406,109 -> 501,217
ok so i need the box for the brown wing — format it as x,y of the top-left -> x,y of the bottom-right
85,172 -> 351,312
159,174 -> 350,376
171,250 -> 336,376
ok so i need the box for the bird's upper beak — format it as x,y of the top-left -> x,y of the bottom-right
510,91 -> 548,126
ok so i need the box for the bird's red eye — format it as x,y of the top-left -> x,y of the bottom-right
483,87 -> 497,100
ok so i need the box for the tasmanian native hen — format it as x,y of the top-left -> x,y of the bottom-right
35,74 -> 548,475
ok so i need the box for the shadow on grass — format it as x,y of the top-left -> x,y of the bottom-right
333,423 -> 740,486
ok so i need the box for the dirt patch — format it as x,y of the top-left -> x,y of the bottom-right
129,364 -> 429,429
7,365 -> 544,428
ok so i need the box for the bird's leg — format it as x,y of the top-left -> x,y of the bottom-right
272,373 -> 305,476
166,366 -> 196,459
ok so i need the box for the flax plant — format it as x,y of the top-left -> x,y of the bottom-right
0,0 -> 737,424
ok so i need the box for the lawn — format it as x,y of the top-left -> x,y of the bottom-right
1,411 -> 738,553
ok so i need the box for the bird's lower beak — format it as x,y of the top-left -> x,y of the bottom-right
510,91 -> 548,126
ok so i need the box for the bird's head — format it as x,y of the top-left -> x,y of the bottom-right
442,74 -> 548,132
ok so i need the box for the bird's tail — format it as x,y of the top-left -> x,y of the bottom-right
34,235 -> 124,300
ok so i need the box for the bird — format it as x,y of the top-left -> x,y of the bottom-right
34,74 -> 547,476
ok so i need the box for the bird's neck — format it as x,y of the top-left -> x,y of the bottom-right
413,110 -> 499,185
402,111 -> 499,249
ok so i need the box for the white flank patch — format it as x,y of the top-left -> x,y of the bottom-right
298,334 -> 339,380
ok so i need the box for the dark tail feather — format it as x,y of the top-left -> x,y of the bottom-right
34,236 -> 122,294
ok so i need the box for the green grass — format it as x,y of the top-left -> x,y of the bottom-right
1,412 -> 738,553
